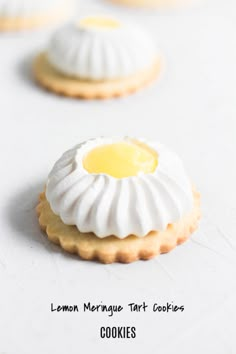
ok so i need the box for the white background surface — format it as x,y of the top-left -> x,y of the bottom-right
0,1 -> 236,353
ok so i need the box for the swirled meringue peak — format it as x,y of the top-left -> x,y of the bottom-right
0,0 -> 65,17
47,15 -> 159,80
46,138 -> 193,239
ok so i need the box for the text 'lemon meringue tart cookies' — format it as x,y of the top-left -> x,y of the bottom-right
37,137 -> 201,264
33,15 -> 163,99
0,0 -> 72,31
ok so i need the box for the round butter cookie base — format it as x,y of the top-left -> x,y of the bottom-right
37,189 -> 201,264
33,53 -> 162,99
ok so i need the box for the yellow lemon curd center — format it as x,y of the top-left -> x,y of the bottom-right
79,16 -> 121,30
83,141 -> 158,178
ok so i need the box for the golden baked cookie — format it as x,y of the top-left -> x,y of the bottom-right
37,189 -> 200,264
33,53 -> 162,99
37,137 -> 201,264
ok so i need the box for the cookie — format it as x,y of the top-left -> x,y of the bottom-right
109,0 -> 189,8
37,189 -> 200,264
0,1 -> 70,31
32,16 -> 163,99
36,137 -> 201,264
33,53 -> 162,99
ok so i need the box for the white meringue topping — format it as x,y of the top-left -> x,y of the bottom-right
47,17 -> 159,80
46,138 -> 193,239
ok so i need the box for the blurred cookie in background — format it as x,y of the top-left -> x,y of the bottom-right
108,0 -> 196,8
33,15 -> 163,99
0,0 -> 73,31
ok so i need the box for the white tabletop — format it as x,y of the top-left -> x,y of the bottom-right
0,1 -> 236,353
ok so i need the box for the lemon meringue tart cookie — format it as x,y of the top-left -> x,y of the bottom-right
33,15 -> 162,99
37,137 -> 201,264
109,0 -> 191,8
0,0 -> 72,31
